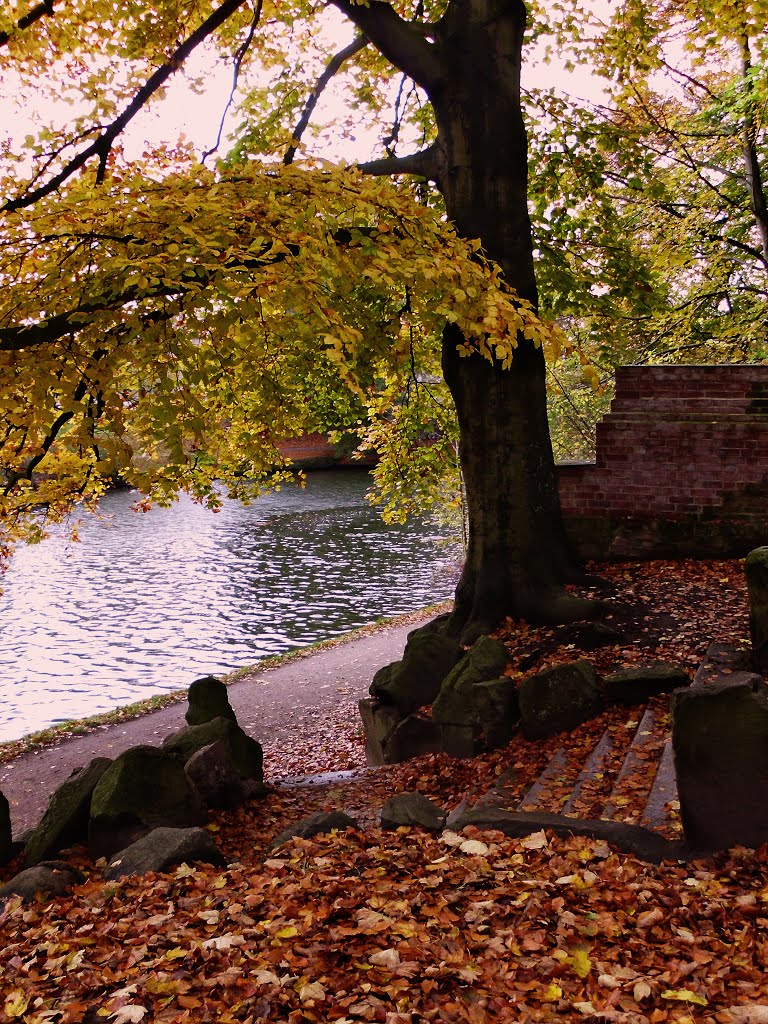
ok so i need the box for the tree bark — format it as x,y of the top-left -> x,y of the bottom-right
335,0 -> 584,640
432,0 -> 580,640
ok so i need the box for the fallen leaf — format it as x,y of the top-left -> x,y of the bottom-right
459,839 -> 489,855
567,949 -> 592,979
633,980 -> 652,1002
369,948 -> 401,970
521,831 -> 548,850
598,974 -> 622,989
661,988 -> 708,1006
4,990 -> 29,1019
298,981 -> 326,1002
253,970 -> 280,986
112,1007 -> 148,1024
723,1007 -> 768,1023
541,983 -> 563,1002
636,908 -> 664,929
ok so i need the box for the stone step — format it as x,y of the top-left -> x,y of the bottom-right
640,737 -> 678,833
460,700 -> 681,842
471,766 -> 519,812
601,705 -> 663,823
517,748 -> 570,813
561,728 -> 616,818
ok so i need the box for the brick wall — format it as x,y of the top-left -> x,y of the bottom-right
557,365 -> 768,559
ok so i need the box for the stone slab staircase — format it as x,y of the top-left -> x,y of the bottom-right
449,697 -> 689,862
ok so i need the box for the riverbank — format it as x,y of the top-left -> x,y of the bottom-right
0,604 -> 448,837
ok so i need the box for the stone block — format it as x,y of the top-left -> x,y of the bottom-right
89,746 -> 205,859
472,678 -> 519,748
603,662 -> 689,706
384,713 -> 442,764
672,674 -> 768,849
746,547 -> 768,673
439,723 -> 481,759
266,810 -> 360,854
24,757 -> 112,866
185,675 -> 237,727
163,717 -> 263,782
518,659 -> 600,740
369,629 -> 461,715
358,698 -> 402,766
380,792 -> 446,832
106,826 -> 226,880
431,636 -> 509,727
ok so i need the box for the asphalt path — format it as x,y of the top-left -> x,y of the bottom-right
0,614 -> 432,837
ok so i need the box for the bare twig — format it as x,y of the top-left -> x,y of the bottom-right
203,0 -> 263,163
2,0 -> 252,213
283,34 -> 368,165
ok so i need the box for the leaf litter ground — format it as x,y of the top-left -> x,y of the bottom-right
2,558 -> 768,1024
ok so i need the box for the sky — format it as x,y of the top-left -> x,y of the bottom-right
0,4 -> 612,195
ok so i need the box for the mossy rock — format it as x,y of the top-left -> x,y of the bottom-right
162,717 -> 263,782
0,790 -> 12,866
431,636 -> 510,726
369,629 -> 461,715
518,659 -> 600,740
24,757 -> 112,866
185,675 -> 237,727
89,746 -> 205,859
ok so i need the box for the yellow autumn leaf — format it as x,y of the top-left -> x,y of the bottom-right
661,989 -> 708,1006
145,976 -> 180,996
164,946 -> 188,961
542,984 -> 563,1002
567,949 -> 592,979
4,990 -> 30,1019
276,925 -> 299,939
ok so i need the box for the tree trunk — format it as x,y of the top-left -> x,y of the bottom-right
433,0 -> 581,641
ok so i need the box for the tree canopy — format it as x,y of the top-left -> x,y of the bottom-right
1,0 -> 766,631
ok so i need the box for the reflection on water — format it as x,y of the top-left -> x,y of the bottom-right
0,471 -> 456,742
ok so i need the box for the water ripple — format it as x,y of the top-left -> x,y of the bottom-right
0,471 -> 456,741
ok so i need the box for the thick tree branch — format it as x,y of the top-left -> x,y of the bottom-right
0,221 -> 389,352
2,0 -> 253,213
283,34 -> 369,165
358,143 -> 439,181
741,34 -> 768,263
329,0 -> 444,94
0,0 -> 57,48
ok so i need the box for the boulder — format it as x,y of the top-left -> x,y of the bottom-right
431,635 -> 510,727
24,757 -> 112,866
89,745 -> 205,859
380,792 -> 446,832
673,672 -> 768,849
384,714 -> 442,763
518,659 -> 600,740
369,629 -> 461,715
184,741 -> 265,810
746,547 -> 768,673
472,678 -> 520,748
266,810 -> 360,853
185,675 -> 237,727
0,861 -> 85,903
105,826 -> 227,880
163,717 -> 263,782
358,698 -> 403,766
0,790 -> 13,866
439,723 -> 481,759
602,662 -> 689,706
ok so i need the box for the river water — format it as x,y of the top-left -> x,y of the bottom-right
0,471 -> 456,742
